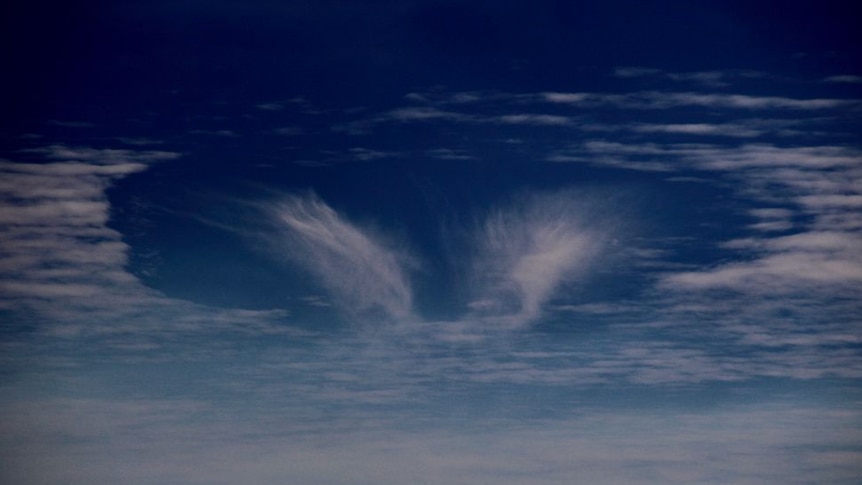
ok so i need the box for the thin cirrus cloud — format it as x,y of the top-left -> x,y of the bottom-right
336,87 -> 854,139
553,140 -> 862,295
250,190 -> 613,329
539,91 -> 856,110
613,66 -> 768,87
258,193 -> 417,323
2,143 -> 615,335
466,191 -> 611,328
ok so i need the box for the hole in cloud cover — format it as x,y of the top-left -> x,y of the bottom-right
110,160 -> 626,330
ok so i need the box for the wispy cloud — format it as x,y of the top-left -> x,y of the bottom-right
823,75 -> 862,84
613,66 -> 765,86
492,114 -> 572,126
257,193 -> 415,323
337,85 -> 857,138
425,148 -> 473,160
556,140 -> 862,295
541,91 -> 856,110
467,191 -> 612,327
241,189 -> 619,330
0,146 -> 289,342
626,120 -> 796,138
189,129 -> 241,138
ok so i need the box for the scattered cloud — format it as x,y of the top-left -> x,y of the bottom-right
189,129 -> 241,137
0,146 -> 288,342
555,140 -> 862,296
823,75 -> 862,84
347,147 -> 397,161
613,67 -> 765,87
117,137 -> 166,146
467,190 -> 612,327
425,148 -> 473,160
541,91 -> 856,110
492,114 -> 572,126
256,192 -> 416,323
337,85 -> 857,139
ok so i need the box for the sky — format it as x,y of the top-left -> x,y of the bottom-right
1,1 -> 861,484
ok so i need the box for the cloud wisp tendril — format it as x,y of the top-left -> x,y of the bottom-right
258,190 -> 612,330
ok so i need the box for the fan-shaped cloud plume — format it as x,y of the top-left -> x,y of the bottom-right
264,193 -> 415,322
250,190 -> 614,330
467,191 -> 609,328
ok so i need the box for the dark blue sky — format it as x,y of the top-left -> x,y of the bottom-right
1,2 -> 861,484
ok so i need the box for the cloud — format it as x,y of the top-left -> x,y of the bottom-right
425,148 -> 473,160
21,145 -> 180,163
0,148 -> 175,300
243,190 -> 616,330
4,388 -> 859,485
747,207 -> 795,232
613,67 -> 766,87
336,82 -> 857,137
259,193 -> 415,323
466,190 -> 611,327
664,230 -> 862,292
567,141 -> 862,294
823,75 -> 862,84
547,141 -> 675,171
347,147 -> 397,161
0,146 -> 290,342
333,106 -> 472,134
540,91 -> 856,110
492,114 -> 572,126
662,250 -> 862,291
551,141 -> 862,174
189,129 -> 241,138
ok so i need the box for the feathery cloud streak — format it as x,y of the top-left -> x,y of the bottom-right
250,190 -> 614,330
468,191 -> 609,327
262,193 -> 415,322
335,87 -> 857,138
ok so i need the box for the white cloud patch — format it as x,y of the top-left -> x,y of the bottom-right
467,191 -> 611,327
260,193 -> 416,323
244,190 -> 618,330
613,67 -> 766,87
0,146 -> 290,342
823,75 -> 862,84
561,141 -> 862,294
493,113 -> 572,126
0,148 -> 176,319
425,148 -> 473,160
540,90 -> 856,110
